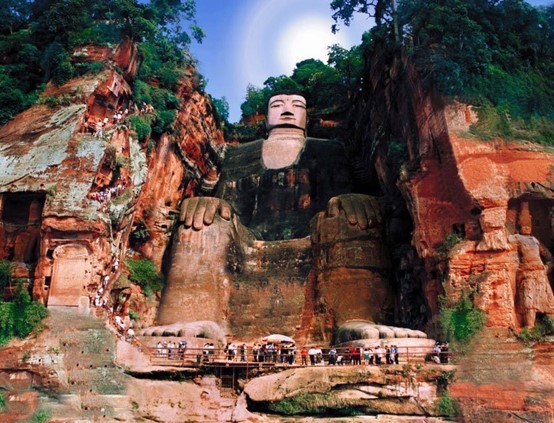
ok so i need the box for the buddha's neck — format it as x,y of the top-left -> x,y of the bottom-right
262,128 -> 306,169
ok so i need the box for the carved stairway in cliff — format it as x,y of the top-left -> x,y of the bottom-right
34,308 -> 134,421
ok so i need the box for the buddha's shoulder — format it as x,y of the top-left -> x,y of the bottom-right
221,139 -> 264,179
224,139 -> 263,162
301,137 -> 348,163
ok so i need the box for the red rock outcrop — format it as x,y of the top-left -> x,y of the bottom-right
0,39 -> 224,319
131,69 -> 224,267
351,42 -> 554,421
352,42 -> 554,331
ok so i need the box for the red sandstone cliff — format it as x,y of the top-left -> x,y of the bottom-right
1,34 -> 553,422
0,39 -> 224,317
350,42 -> 554,422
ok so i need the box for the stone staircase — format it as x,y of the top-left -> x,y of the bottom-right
33,308 -> 136,421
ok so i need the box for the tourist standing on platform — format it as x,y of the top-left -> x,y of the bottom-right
328,347 -> 337,365
300,346 -> 308,365
240,344 -> 247,362
308,346 -> 317,365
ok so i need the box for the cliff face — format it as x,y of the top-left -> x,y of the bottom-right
350,42 -> 554,421
1,35 -> 554,422
131,67 -> 224,268
350,41 -> 554,331
0,40 -> 224,317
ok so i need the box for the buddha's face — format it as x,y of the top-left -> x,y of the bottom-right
267,94 -> 307,132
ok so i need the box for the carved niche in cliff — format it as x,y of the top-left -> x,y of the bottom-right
47,244 -> 93,312
0,193 -> 44,262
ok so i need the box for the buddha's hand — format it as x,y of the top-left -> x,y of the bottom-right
179,197 -> 233,230
326,194 -> 382,230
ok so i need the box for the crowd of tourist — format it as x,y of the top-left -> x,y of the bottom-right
146,341 -> 450,366
156,340 -> 188,360
88,180 -> 128,203
82,101 -> 156,138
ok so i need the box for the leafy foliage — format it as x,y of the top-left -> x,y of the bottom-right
436,392 -> 458,417
269,392 -> 362,416
437,233 -> 463,256
125,258 -> 163,297
132,78 -> 180,136
129,115 -> 152,142
0,281 -> 48,345
130,219 -> 151,244
238,47 -> 363,131
40,41 -> 74,86
516,315 -> 554,344
0,0 -> 203,124
330,0 -> 398,35
439,294 -> 485,347
0,260 -> 12,298
212,96 -> 229,123
129,309 -> 139,321
29,409 -> 51,423
436,369 -> 456,393
331,0 -> 554,142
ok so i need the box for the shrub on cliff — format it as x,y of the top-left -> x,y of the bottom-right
0,1 -> 204,124
0,282 -> 48,346
0,260 -> 12,298
516,315 -> 554,344
439,293 -> 485,348
125,258 -> 163,297
436,392 -> 458,418
437,233 -> 463,257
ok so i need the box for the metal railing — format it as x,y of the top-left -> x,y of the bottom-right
139,345 -> 452,367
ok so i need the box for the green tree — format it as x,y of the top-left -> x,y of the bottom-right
399,0 -> 492,95
0,1 -> 204,123
213,96 -> 229,122
0,0 -> 31,34
327,44 -> 363,88
0,260 -> 12,298
330,0 -> 400,41
40,41 -> 74,86
439,294 -> 485,346
240,84 -> 271,117
291,58 -> 343,108
125,258 -> 164,297
0,281 -> 47,345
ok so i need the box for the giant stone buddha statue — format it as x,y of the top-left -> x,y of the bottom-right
155,93 -> 394,342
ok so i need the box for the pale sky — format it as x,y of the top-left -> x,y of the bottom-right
189,0 -> 369,122
189,0 -> 553,123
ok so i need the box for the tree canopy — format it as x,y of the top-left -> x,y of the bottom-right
237,0 -> 554,143
0,0 -> 204,124
330,0 -> 554,138
240,47 -> 363,120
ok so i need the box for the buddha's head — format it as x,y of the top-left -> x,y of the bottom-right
266,93 -> 307,133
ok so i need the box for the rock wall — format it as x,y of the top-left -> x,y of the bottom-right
350,42 -> 554,332
0,39 -> 224,319
350,41 -> 554,421
132,69 -> 224,267
0,68 -> 141,310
